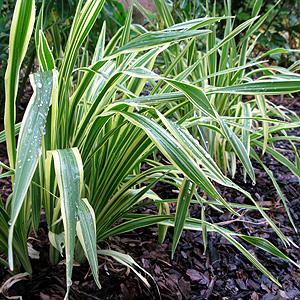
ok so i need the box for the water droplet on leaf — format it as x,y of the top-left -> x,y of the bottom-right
67,278 -> 72,286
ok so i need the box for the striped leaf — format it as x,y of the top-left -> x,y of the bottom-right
98,249 -> 154,289
8,70 -> 55,271
158,217 -> 281,286
49,231 -> 65,255
165,17 -> 233,31
240,235 -> 300,269
208,80 -> 300,95
4,0 -> 35,169
163,79 -> 217,119
172,178 -> 196,257
38,30 -> 55,71
76,198 -> 101,289
218,116 -> 255,183
153,0 -> 174,28
250,149 -> 297,232
57,0 -> 106,145
51,148 -> 83,299
102,106 -> 236,214
107,30 -> 211,59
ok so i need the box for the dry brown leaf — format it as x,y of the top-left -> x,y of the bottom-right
0,272 -> 30,300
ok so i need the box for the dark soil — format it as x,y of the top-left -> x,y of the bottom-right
0,95 -> 300,300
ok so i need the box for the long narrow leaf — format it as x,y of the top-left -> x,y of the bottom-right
51,148 -> 83,299
8,70 -> 55,270
76,198 -> 101,289
107,30 -> 211,59
208,80 -> 300,95
172,178 -> 196,257
4,0 -> 35,168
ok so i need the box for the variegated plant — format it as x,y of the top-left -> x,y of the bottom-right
137,0 -> 300,231
1,0 -> 300,299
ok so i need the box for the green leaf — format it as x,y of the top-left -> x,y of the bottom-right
98,249 -> 155,290
165,17 -> 233,31
102,106 -> 235,214
31,168 -> 42,234
35,0 -> 44,49
58,0 -> 106,145
256,48 -> 300,61
208,80 -> 300,95
38,30 -> 55,71
76,198 -> 101,289
57,0 -> 73,20
252,0 -> 263,17
153,0 -> 174,28
240,235 -> 300,269
8,70 -> 55,271
250,149 -> 297,232
218,116 -> 255,183
252,140 -> 300,179
107,30 -> 211,59
163,79 -> 217,119
172,178 -> 196,257
4,0 -> 35,169
159,217 -> 282,286
49,231 -> 65,255
51,148 -> 83,299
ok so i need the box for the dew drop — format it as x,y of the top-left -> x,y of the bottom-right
8,220 -> 12,226
67,278 -> 72,287
37,82 -> 42,88
40,127 -> 46,135
19,166 -> 22,169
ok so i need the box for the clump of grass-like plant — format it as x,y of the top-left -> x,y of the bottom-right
1,0 -> 300,299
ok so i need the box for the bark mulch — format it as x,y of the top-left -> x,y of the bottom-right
0,95 -> 300,300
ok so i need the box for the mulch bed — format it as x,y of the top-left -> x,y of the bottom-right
0,95 -> 300,299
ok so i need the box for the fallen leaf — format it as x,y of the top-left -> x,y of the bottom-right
0,272 -> 30,300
